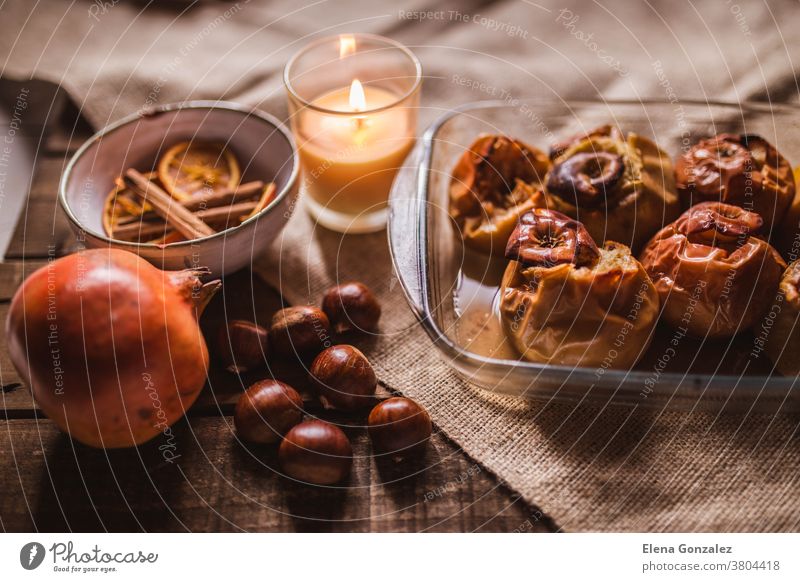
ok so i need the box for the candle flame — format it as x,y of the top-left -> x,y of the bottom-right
349,78 -> 366,112
339,34 -> 356,59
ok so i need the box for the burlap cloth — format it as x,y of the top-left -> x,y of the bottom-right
4,0 -> 800,531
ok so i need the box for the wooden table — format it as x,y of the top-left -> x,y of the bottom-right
0,108 -> 553,533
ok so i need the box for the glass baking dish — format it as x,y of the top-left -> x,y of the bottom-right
388,99 -> 800,413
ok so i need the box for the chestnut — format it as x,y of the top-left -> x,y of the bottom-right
368,397 -> 432,458
278,420 -> 352,485
234,379 -> 304,444
269,305 -> 331,357
321,281 -> 381,334
309,344 -> 377,411
216,320 -> 269,374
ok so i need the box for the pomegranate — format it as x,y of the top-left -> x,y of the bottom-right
6,249 -> 219,448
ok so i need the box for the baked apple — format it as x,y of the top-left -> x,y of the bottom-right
449,135 -> 550,255
544,125 -> 680,251
548,124 -> 623,160
640,202 -> 785,338
775,167 -> 800,259
500,208 -> 659,368
764,260 -> 800,375
676,133 -> 795,232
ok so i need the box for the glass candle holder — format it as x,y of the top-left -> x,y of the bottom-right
284,33 -> 421,233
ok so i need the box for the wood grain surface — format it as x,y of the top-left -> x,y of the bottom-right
0,106 -> 553,533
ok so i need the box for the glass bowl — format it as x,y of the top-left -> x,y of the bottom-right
388,99 -> 800,413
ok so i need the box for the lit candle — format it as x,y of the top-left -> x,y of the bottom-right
285,34 -> 421,233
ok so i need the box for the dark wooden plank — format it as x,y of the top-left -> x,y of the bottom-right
43,124 -> 91,157
42,94 -> 93,156
0,265 -> 550,532
0,416 -> 551,533
0,259 -> 75,410
0,260 -> 47,302
0,301 -> 36,412
3,109 -> 91,260
5,156 -> 77,259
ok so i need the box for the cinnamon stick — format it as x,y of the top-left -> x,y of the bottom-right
115,180 -> 265,226
200,201 -> 260,226
113,201 -> 259,240
124,169 -> 215,239
114,222 -> 173,242
183,181 -> 265,211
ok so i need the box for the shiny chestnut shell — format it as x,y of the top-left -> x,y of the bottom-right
309,344 -> 377,410
216,320 -> 269,374
321,282 -> 381,334
269,305 -> 331,357
279,420 -> 353,485
368,397 -> 432,457
234,379 -> 304,444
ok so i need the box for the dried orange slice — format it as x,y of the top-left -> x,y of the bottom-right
242,183 -> 277,221
151,231 -> 185,245
102,173 -> 156,237
157,141 -> 241,201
